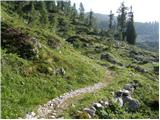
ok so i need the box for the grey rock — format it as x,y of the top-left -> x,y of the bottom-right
25,112 -> 36,119
90,106 -> 96,111
99,100 -> 104,104
83,108 -> 95,117
93,103 -> 103,109
123,84 -> 134,92
128,99 -> 140,111
102,101 -> 109,107
122,95 -> 133,104
122,96 -> 140,111
56,68 -> 65,76
122,89 -> 130,96
115,90 -> 123,97
115,97 -> 123,107
50,115 -> 56,119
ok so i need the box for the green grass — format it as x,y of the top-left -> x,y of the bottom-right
1,6 -> 106,118
1,2 -> 159,119
61,66 -> 159,119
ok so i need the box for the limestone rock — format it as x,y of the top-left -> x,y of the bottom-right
128,99 -> 140,111
93,103 -> 103,109
90,106 -> 96,111
83,108 -> 95,117
56,68 -> 65,76
123,84 -> 134,92
115,97 -> 123,107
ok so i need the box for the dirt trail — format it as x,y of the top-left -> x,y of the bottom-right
25,71 -> 113,119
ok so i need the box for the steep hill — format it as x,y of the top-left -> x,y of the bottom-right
1,2 -> 105,118
1,1 -> 159,119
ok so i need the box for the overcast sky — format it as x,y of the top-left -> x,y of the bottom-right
70,0 -> 159,22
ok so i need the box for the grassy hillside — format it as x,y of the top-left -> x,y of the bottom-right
1,1 -> 159,119
59,32 -> 159,119
1,3 -> 106,118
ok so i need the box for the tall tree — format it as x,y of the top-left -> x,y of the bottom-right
88,9 -> 93,27
126,6 -> 137,44
45,1 -> 56,13
57,1 -> 64,11
30,2 -> 38,25
71,3 -> 78,22
39,1 -> 49,26
79,2 -> 85,21
109,10 -> 114,29
64,0 -> 71,15
117,2 -> 128,40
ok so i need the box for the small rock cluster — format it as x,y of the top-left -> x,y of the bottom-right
127,64 -> 148,73
129,50 -> 159,64
114,82 -> 140,111
55,67 -> 66,76
76,81 -> 140,119
77,101 -> 110,119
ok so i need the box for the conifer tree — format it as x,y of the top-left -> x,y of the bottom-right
39,1 -> 49,26
88,9 -> 93,27
109,10 -> 114,29
45,1 -> 56,13
30,2 -> 36,24
79,2 -> 85,21
126,6 -> 137,44
71,3 -> 78,22
57,1 -> 64,11
65,0 -> 71,15
117,2 -> 128,41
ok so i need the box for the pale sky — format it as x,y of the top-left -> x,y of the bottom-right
70,0 -> 159,22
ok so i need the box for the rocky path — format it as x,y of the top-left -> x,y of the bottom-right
25,71 -> 112,119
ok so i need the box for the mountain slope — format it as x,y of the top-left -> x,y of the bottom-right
1,4 -> 106,118
1,1 -> 159,119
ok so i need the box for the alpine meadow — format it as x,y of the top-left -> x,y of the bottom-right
1,0 -> 159,119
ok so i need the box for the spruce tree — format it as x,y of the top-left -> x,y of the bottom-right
71,3 -> 78,22
45,1 -> 56,13
79,2 -> 85,21
57,1 -> 64,11
65,0 -> 71,15
117,2 -> 128,41
39,1 -> 49,26
88,9 -> 93,27
30,2 -> 37,25
109,10 -> 114,29
126,6 -> 137,44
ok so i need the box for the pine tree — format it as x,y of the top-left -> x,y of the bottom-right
57,1 -> 64,11
126,6 -> 137,44
45,1 -> 56,13
24,1 -> 39,26
109,10 -> 114,29
88,9 -> 93,27
71,3 -> 78,22
117,2 -> 128,41
64,0 -> 71,15
39,1 -> 49,26
79,2 -> 85,21
30,2 -> 37,25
